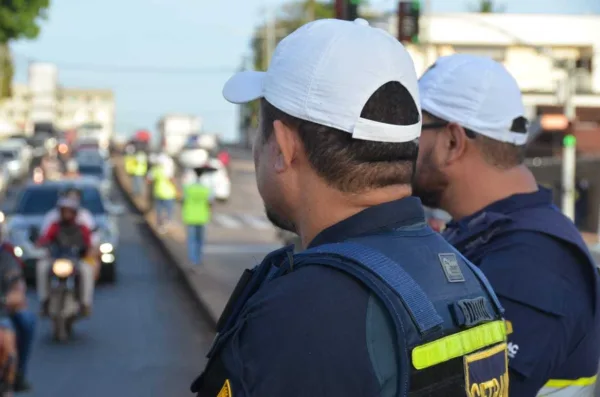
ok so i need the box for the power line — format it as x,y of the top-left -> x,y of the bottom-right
11,52 -> 236,74
56,63 -> 235,75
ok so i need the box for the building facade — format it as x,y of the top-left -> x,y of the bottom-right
380,13 -> 600,122
0,63 -> 115,137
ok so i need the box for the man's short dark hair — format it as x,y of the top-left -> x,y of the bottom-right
423,112 -> 526,169
260,81 -> 420,193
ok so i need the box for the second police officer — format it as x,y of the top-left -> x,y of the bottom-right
190,18 -> 510,397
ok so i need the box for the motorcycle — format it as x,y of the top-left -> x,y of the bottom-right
46,246 -> 85,342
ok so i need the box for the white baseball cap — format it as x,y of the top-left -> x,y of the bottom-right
223,18 -> 421,143
419,54 -> 528,145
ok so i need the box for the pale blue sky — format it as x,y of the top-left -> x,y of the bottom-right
10,0 -> 600,142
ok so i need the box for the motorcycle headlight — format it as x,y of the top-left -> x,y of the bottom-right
99,243 -> 113,254
0,212 -> 5,223
52,259 -> 74,278
13,246 -> 23,258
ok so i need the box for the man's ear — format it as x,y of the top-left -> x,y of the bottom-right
272,120 -> 298,173
443,123 -> 469,165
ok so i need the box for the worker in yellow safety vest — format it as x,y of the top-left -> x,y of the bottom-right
124,145 -> 137,179
131,150 -> 148,197
147,157 -> 178,233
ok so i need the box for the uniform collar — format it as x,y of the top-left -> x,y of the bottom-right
446,186 -> 553,231
308,196 -> 426,249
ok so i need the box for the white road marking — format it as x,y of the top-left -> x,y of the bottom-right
243,215 -> 272,230
204,243 -> 282,254
212,213 -> 243,229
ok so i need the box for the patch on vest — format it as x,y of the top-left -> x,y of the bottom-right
438,253 -> 465,283
217,379 -> 232,397
464,343 -> 508,397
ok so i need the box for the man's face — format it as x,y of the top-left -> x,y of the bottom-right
412,115 -> 451,208
60,208 -> 77,222
66,191 -> 81,201
254,108 -> 296,233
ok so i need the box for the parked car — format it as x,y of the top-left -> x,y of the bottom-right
2,179 -> 123,283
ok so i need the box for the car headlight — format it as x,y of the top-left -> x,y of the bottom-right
52,259 -> 74,277
99,243 -> 113,254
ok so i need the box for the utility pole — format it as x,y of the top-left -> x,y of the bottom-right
562,134 -> 576,221
422,0 -> 433,67
266,9 -> 276,69
261,8 -> 277,70
307,0 -> 316,21
561,58 -> 578,220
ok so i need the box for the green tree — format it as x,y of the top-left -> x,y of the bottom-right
0,0 -> 51,98
470,0 -> 505,13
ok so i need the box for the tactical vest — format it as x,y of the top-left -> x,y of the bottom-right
191,225 -> 509,397
443,204 -> 600,396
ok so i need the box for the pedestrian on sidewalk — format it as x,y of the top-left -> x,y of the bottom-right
124,144 -> 137,183
147,153 -> 178,233
182,163 -> 216,266
132,149 -> 148,198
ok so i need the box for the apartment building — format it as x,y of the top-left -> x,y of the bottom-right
0,63 -> 115,138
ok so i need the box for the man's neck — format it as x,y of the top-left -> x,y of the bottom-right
295,184 -> 412,249
443,165 -> 538,221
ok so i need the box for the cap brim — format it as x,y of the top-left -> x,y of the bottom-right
222,71 -> 266,104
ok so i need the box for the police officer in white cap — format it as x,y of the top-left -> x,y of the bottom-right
413,54 -> 600,396
191,20 -> 508,397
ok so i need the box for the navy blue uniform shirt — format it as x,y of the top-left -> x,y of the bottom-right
215,198 -> 425,397
445,189 -> 597,396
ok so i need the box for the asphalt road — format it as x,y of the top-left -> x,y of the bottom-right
18,187 -> 213,397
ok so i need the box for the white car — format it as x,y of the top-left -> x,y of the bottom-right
208,158 -> 231,202
180,158 -> 231,202
0,147 -> 25,180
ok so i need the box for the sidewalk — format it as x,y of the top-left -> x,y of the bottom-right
113,158 -> 280,327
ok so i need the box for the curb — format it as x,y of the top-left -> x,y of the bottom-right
112,159 -> 219,329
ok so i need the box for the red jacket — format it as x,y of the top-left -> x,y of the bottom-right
38,222 -> 91,249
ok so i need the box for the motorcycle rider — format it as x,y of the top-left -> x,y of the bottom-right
40,147 -> 61,180
40,188 -> 96,236
36,197 -> 94,317
0,240 -> 35,392
0,235 -> 30,393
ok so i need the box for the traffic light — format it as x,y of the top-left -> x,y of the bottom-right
335,0 -> 360,20
347,0 -> 359,20
398,1 -> 420,43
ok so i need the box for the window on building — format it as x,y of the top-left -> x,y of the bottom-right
453,46 -> 507,63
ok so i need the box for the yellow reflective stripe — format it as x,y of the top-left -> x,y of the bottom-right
505,320 -> 513,335
412,320 -> 507,370
544,376 -> 597,388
